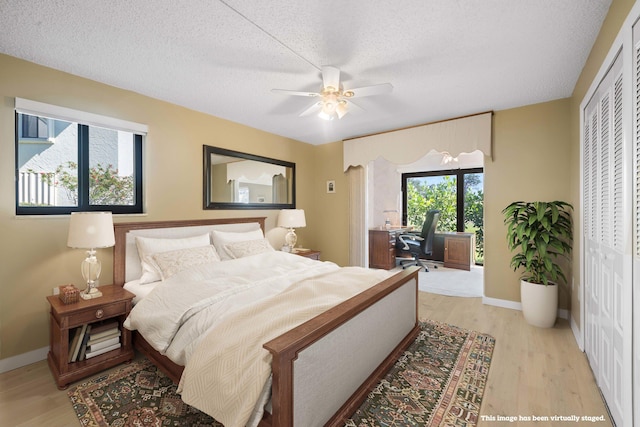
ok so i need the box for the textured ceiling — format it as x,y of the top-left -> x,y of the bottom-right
0,0 -> 611,145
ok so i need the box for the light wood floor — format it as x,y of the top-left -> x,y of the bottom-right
0,292 -> 611,427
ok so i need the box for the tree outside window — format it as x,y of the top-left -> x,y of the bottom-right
404,169 -> 484,264
16,112 -> 143,215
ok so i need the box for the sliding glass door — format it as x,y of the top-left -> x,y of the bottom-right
402,168 -> 484,264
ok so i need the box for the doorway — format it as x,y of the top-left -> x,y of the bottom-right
401,167 -> 484,265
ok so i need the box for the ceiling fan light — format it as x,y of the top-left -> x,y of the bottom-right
318,111 -> 334,121
322,102 -> 336,113
320,96 -> 338,119
323,94 -> 338,110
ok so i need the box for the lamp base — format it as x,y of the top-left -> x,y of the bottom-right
81,287 -> 103,300
285,228 -> 298,250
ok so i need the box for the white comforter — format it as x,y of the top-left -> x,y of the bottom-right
124,251 -> 392,426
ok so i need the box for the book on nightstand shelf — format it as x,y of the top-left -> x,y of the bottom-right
87,329 -> 121,346
85,342 -> 121,359
89,320 -> 119,337
86,335 -> 120,353
68,327 -> 82,363
68,319 -> 122,362
77,327 -> 92,361
69,323 -> 88,363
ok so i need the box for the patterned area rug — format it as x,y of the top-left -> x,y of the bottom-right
346,320 -> 495,426
68,360 -> 221,427
68,320 -> 494,427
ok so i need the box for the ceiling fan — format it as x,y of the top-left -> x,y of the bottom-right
272,66 -> 393,120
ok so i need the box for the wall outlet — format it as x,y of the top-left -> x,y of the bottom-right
52,287 -> 59,295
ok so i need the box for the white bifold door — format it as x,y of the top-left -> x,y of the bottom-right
582,49 -> 633,426
633,21 -> 640,427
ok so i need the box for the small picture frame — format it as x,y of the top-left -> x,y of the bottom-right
326,180 -> 336,193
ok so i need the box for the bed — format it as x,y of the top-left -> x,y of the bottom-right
113,217 -> 419,427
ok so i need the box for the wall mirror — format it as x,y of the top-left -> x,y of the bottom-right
204,145 -> 296,209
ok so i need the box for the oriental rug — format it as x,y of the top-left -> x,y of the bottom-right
67,320 -> 494,427
346,320 -> 495,427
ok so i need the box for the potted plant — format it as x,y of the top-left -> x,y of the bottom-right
502,201 -> 573,327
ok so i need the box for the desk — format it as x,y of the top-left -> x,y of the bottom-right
369,227 -> 412,270
437,232 -> 475,271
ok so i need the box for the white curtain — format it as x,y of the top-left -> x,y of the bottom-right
272,174 -> 287,203
348,166 -> 367,267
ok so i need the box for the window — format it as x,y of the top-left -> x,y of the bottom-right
19,114 -> 52,140
15,99 -> 146,215
402,168 -> 484,263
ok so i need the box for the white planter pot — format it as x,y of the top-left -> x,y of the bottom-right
520,279 -> 558,328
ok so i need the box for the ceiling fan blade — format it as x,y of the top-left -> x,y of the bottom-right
299,101 -> 322,117
322,66 -> 340,91
344,83 -> 393,98
271,89 -> 320,97
336,102 -> 348,119
344,99 -> 364,113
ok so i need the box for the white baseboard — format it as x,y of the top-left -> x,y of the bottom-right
571,316 -> 584,351
0,346 -> 48,374
482,296 -> 522,311
482,296 -> 570,320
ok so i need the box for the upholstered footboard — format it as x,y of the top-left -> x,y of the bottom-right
263,267 -> 420,427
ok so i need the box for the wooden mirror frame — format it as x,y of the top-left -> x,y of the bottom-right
203,145 -> 296,210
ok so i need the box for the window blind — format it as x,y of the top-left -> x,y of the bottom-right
14,98 -> 148,135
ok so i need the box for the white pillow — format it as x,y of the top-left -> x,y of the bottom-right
210,229 -> 265,260
135,234 -> 212,284
225,239 -> 274,259
150,245 -> 220,281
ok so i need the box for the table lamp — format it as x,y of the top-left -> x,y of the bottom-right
67,212 -> 115,300
277,209 -> 306,252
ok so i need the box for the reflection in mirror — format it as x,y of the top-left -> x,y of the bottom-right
204,145 -> 295,209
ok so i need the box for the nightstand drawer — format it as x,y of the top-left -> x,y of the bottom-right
64,301 -> 128,329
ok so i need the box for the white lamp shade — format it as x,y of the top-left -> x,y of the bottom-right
277,209 -> 306,228
67,212 -> 115,249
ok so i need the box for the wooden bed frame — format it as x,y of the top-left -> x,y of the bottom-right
113,217 -> 420,427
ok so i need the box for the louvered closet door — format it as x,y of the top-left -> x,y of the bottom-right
633,22 -> 640,427
583,50 -> 631,426
584,102 -> 600,383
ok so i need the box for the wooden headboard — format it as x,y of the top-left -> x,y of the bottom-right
112,217 -> 266,286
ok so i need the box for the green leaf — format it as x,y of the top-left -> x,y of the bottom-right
537,239 -> 547,258
536,202 -> 546,221
551,204 -> 559,223
526,247 -> 535,263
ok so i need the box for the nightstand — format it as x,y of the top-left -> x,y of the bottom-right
46,285 -> 135,389
294,249 -> 321,260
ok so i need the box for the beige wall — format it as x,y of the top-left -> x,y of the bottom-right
484,100 -> 572,306
304,141 -> 351,266
0,53 -> 318,359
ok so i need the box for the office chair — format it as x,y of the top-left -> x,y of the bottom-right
396,210 -> 440,272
